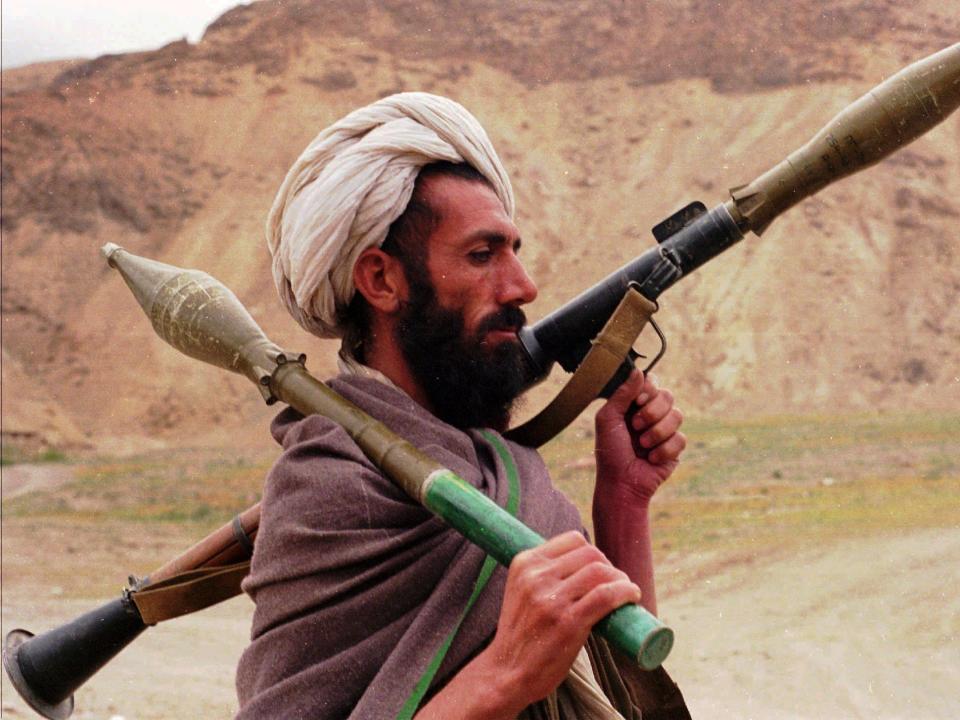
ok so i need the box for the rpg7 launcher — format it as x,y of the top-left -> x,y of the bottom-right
512,43 -> 960,444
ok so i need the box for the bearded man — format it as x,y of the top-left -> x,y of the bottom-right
236,93 -> 690,719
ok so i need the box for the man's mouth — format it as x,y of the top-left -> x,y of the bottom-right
477,307 -> 526,346
483,327 -> 520,344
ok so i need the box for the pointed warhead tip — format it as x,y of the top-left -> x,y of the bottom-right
100,243 -> 124,266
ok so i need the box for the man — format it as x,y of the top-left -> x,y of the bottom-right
237,93 -> 689,719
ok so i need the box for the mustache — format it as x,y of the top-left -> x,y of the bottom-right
476,305 -> 527,337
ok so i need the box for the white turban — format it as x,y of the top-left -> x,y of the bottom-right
266,92 -> 514,338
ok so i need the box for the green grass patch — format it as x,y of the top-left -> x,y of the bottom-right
1,444 -> 70,466
540,411 -> 960,555
650,474 -> 960,557
3,450 -> 269,525
4,412 -> 957,575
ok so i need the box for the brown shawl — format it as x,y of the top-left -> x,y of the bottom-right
235,375 -> 688,719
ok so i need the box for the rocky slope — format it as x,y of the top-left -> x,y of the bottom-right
2,0 -> 958,452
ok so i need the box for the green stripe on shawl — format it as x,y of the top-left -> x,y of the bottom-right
397,431 -> 520,719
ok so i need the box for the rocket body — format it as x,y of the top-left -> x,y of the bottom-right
731,43 -> 960,234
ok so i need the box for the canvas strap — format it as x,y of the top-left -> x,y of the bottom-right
506,287 -> 658,447
130,560 -> 251,625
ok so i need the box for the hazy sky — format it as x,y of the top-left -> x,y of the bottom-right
1,0 -> 247,69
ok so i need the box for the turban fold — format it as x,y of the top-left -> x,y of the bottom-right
267,92 -> 514,338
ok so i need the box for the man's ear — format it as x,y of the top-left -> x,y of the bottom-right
353,247 -> 408,314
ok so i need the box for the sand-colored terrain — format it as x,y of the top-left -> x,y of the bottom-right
3,414 -> 958,719
666,528 -> 960,719
3,506 -> 957,719
2,1 -> 959,455
2,3 -> 959,719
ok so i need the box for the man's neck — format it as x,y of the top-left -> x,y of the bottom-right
361,329 -> 436,415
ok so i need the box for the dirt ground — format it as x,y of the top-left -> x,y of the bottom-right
664,527 -> 960,719
0,464 -> 77,501
2,474 -> 959,719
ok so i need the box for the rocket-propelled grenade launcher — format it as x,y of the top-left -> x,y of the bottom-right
98,243 -> 676,673
519,43 -> 960,381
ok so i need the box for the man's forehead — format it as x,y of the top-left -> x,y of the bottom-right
420,174 -> 518,244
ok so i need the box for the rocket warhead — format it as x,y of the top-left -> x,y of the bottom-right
730,42 -> 960,235
101,243 -> 289,400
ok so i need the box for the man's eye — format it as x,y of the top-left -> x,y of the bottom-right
469,250 -> 492,263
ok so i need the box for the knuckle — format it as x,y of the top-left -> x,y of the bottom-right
594,582 -> 619,608
512,548 -> 532,567
530,591 -> 550,611
557,604 -> 579,628
604,563 -> 628,583
595,406 -> 619,428
643,397 -> 667,420
586,559 -> 609,579
586,560 -> 620,585
583,541 -> 605,557
562,530 -> 587,545
515,569 -> 545,599
533,591 -> 563,620
511,549 -> 536,573
580,546 -> 607,566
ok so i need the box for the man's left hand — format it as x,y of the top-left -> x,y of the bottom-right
594,370 -> 686,502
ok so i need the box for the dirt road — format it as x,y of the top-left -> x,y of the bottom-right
3,527 -> 958,719
1,464 -> 76,501
666,527 -> 960,719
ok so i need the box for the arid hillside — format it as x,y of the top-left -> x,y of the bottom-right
2,0 -> 958,453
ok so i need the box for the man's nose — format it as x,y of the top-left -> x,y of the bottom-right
497,252 -> 538,306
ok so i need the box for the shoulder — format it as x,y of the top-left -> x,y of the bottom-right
271,405 -> 371,464
262,405 -> 427,532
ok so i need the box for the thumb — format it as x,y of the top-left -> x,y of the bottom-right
597,369 -> 645,422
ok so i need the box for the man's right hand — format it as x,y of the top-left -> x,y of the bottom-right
488,530 -> 642,704
415,531 -> 640,719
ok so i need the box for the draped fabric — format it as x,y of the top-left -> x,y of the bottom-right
235,375 -> 690,719
236,375 -> 579,718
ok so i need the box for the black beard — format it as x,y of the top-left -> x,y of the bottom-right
396,282 -> 530,431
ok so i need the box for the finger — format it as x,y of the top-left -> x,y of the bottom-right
509,543 -> 612,622
630,388 -> 675,431
638,373 -> 658,402
648,431 -> 687,465
511,532 -> 586,578
598,370 -> 645,419
572,578 -> 643,627
628,374 -> 660,410
623,376 -> 659,424
532,530 -> 588,560
637,408 -> 684,450
558,559 -> 637,604
519,542 -> 612,593
541,543 -> 610,581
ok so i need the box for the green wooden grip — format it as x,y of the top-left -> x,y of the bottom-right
422,471 -> 673,669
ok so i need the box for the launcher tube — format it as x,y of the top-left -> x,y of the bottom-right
520,203 -> 743,374
102,244 -> 674,669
